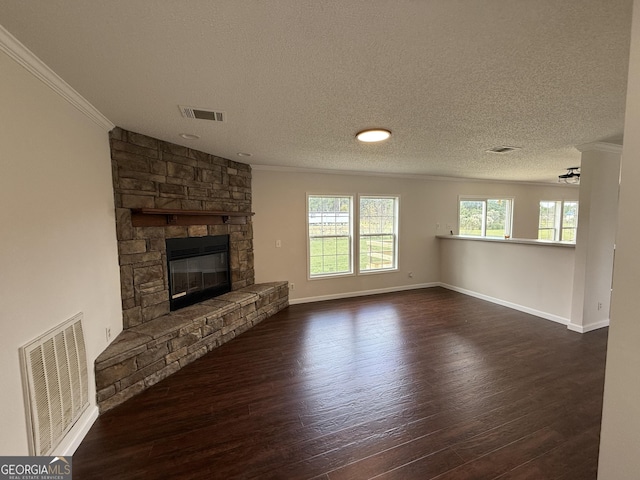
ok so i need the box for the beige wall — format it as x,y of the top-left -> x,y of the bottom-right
0,50 -> 121,454
252,170 -> 438,301
598,0 -> 640,477
252,168 -> 578,303
439,238 -> 575,322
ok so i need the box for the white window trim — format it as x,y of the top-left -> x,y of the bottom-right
538,200 -> 578,243
357,194 -> 400,274
306,193 -> 400,280
458,195 -> 514,237
306,193 -> 355,280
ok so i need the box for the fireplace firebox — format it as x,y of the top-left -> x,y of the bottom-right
166,235 -> 231,311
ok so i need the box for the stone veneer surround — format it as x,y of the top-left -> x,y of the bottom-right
110,127 -> 255,328
98,128 -> 289,412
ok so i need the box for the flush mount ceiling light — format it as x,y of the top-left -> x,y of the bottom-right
237,152 -> 252,157
179,133 -> 200,140
485,145 -> 522,154
356,129 -> 391,143
559,167 -> 580,184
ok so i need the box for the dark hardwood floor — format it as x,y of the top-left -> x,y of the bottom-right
73,287 -> 608,479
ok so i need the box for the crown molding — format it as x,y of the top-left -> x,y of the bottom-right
0,25 -> 114,131
575,142 -> 623,154
250,164 -> 573,187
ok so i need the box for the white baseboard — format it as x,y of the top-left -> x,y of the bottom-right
438,283 -> 571,326
567,319 -> 610,333
289,283 -> 438,305
55,405 -> 99,456
288,282 -> 603,334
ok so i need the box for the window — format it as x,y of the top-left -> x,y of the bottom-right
359,196 -> 399,272
308,195 -> 353,277
538,200 -> 578,242
459,197 -> 513,237
307,194 -> 399,278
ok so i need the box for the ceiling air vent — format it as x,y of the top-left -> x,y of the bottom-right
486,146 -> 522,154
179,105 -> 225,122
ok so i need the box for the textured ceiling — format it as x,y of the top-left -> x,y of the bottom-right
0,0 -> 632,183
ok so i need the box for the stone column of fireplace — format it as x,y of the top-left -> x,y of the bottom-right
110,128 -> 255,328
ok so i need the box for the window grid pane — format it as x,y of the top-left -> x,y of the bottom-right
486,199 -> 509,237
561,201 -> 578,242
561,227 -> 577,242
360,235 -> 395,270
459,200 -> 485,236
538,201 -> 559,241
538,200 -> 578,243
359,197 -> 398,271
308,196 -> 352,277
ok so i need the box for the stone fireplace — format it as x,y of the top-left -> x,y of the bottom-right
95,128 -> 288,412
110,127 -> 255,328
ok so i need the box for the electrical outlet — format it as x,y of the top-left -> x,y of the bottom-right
289,283 -> 295,290
598,302 -> 603,311
276,239 -> 282,248
106,327 -> 112,342
408,271 -> 414,278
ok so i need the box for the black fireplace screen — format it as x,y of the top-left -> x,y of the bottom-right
166,235 -> 230,310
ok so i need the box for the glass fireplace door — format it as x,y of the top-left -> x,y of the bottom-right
166,235 -> 231,310
169,252 -> 228,300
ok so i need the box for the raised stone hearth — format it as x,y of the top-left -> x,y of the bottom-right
96,282 -> 289,412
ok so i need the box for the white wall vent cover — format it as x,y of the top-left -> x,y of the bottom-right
179,105 -> 225,122
19,312 -> 89,456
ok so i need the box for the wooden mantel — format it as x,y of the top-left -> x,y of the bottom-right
131,208 -> 255,227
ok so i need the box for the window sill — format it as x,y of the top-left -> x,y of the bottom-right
436,235 -> 576,248
309,268 -> 399,280
358,268 -> 399,276
309,272 -> 356,281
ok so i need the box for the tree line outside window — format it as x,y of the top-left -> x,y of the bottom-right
459,197 -> 513,237
457,196 -> 578,243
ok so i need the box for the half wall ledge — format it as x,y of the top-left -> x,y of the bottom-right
95,281 -> 289,413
